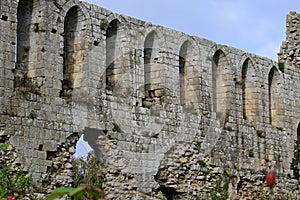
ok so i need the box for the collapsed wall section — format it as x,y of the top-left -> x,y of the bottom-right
0,1 -> 299,199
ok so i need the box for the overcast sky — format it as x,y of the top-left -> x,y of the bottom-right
83,0 -> 300,61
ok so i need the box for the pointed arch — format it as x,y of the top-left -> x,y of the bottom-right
61,5 -> 86,99
268,66 -> 283,127
179,40 -> 190,107
16,0 -> 33,70
242,58 -> 257,121
177,39 -> 200,110
212,49 -> 230,114
105,19 -> 120,91
144,30 -> 158,96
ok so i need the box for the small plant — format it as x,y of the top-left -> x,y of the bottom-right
48,154 -> 106,199
210,177 -> 230,200
278,62 -> 285,72
28,111 -> 36,119
46,185 -> 105,200
0,143 -> 9,151
0,143 -> 33,199
199,160 -> 207,168
196,142 -> 202,150
198,160 -> 210,181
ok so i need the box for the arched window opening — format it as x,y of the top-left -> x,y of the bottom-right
144,31 -> 159,99
242,59 -> 248,119
61,6 -> 85,99
16,0 -> 33,71
178,40 -> 200,111
179,41 -> 190,108
212,49 -> 229,114
242,58 -> 256,121
106,19 -> 119,91
268,67 -> 282,126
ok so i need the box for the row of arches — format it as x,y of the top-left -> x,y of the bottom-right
15,1 -> 284,127
242,58 -> 284,126
16,0 -> 87,98
106,16 -> 284,127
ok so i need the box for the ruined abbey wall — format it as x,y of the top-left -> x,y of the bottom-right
1,0 -> 300,199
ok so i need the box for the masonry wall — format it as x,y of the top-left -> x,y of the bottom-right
0,0 -> 300,199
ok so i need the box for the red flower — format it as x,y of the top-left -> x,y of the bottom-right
265,172 -> 276,188
7,196 -> 16,200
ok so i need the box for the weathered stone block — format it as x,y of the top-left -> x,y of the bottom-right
42,141 -> 57,152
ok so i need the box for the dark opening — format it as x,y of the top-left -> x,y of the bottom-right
51,28 -> 57,34
1,15 -> 8,21
242,58 -> 249,120
93,41 -> 99,46
268,68 -> 274,124
212,50 -> 221,113
16,0 -> 33,70
159,187 -> 180,200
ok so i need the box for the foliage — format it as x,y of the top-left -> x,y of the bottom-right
47,154 -> 106,199
0,147 -> 32,199
46,185 -> 105,200
209,177 -> 230,200
0,143 -> 9,151
72,155 -> 104,188
199,160 -> 210,181
278,62 -> 285,72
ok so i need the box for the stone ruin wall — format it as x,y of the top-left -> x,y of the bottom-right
0,0 -> 300,199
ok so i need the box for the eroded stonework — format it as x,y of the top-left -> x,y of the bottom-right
0,0 -> 300,199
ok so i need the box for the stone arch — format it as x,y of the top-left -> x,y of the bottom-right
211,49 -> 230,114
268,66 -> 284,127
140,27 -> 167,107
60,5 -> 87,99
242,57 -> 257,122
177,38 -> 201,109
144,30 -> 159,96
16,0 -> 33,71
179,40 -> 191,107
105,19 -> 120,91
61,0 -> 91,21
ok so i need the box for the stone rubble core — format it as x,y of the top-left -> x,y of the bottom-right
0,0 -> 300,199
